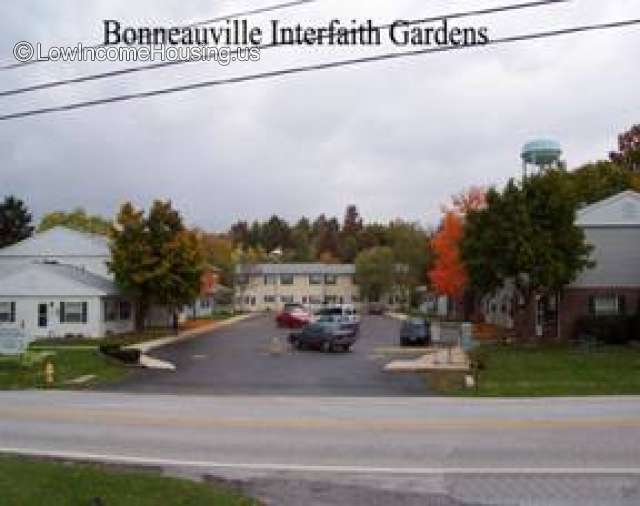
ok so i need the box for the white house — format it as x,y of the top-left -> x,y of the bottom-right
0,226 -> 217,338
0,262 -> 134,340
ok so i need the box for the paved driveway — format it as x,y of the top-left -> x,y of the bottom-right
110,315 -> 429,396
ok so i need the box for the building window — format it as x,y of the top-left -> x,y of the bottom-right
264,295 -> 276,303
324,295 -> 337,304
104,300 -> 118,322
324,274 -> 337,285
281,295 -> 294,303
236,275 -> 249,285
309,296 -> 322,305
119,301 -> 132,320
60,302 -> 87,324
200,298 -> 211,309
309,274 -> 323,285
0,301 -> 15,323
280,274 -> 294,285
592,295 -> 623,316
264,275 -> 277,286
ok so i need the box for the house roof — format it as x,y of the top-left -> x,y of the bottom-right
0,261 -> 121,297
236,263 -> 356,276
0,226 -> 110,258
576,190 -> 640,227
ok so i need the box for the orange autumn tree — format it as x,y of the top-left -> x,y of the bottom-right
429,212 -> 467,298
429,187 -> 486,300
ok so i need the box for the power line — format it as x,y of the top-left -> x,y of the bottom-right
0,0 -> 317,71
0,0 -> 569,98
1,18 -> 638,122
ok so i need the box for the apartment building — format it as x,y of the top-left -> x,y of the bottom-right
235,263 -> 361,312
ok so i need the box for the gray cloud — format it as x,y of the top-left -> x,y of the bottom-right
1,0 -> 639,230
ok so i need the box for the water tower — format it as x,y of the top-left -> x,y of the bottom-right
521,139 -> 564,179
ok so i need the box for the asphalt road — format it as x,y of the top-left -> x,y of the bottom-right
112,314 -> 429,396
1,392 -> 639,505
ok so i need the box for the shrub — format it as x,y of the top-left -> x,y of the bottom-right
468,346 -> 490,370
99,345 -> 140,364
574,315 -> 634,345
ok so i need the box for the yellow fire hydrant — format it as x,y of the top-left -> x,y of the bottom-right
44,360 -> 55,386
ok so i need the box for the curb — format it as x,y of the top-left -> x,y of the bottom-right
386,313 -> 408,321
126,313 -> 258,354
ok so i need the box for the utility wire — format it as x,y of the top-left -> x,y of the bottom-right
0,18 -> 638,122
0,0 -> 317,71
0,0 -> 569,98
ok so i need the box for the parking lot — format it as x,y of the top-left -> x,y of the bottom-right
112,314 -> 430,396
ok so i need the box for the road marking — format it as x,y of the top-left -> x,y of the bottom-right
1,447 -> 639,475
1,406 -> 640,431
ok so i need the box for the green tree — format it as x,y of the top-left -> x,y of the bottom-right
461,171 -> 593,317
197,232 -> 235,286
109,201 -> 204,330
38,208 -> 112,235
0,196 -> 34,248
387,220 -> 431,307
568,160 -> 639,205
355,246 -> 396,303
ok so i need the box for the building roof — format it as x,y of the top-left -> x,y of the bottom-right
0,261 -> 121,297
0,226 -> 110,258
235,263 -> 356,276
576,190 -> 640,227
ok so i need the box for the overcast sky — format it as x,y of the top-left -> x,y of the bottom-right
1,0 -> 639,231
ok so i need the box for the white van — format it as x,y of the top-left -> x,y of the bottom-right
315,304 -> 361,335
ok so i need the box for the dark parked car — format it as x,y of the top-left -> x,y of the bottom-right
289,322 -> 357,352
399,317 -> 431,347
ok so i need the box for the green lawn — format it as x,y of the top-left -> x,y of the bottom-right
0,348 -> 128,389
0,455 -> 258,506
440,344 -> 640,396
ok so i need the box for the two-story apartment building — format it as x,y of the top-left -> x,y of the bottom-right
235,263 -> 360,312
234,262 -> 411,312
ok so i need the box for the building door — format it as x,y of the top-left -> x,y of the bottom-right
38,303 -> 48,328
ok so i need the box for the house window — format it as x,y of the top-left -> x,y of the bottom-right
60,302 -> 87,324
309,296 -> 322,305
119,301 -> 132,320
324,274 -> 337,285
309,274 -> 323,285
280,274 -> 294,285
592,295 -> 624,316
281,295 -> 294,303
104,300 -> 118,322
0,302 -> 15,323
264,275 -> 277,286
236,275 -> 249,285
324,295 -> 337,304
264,295 -> 276,303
